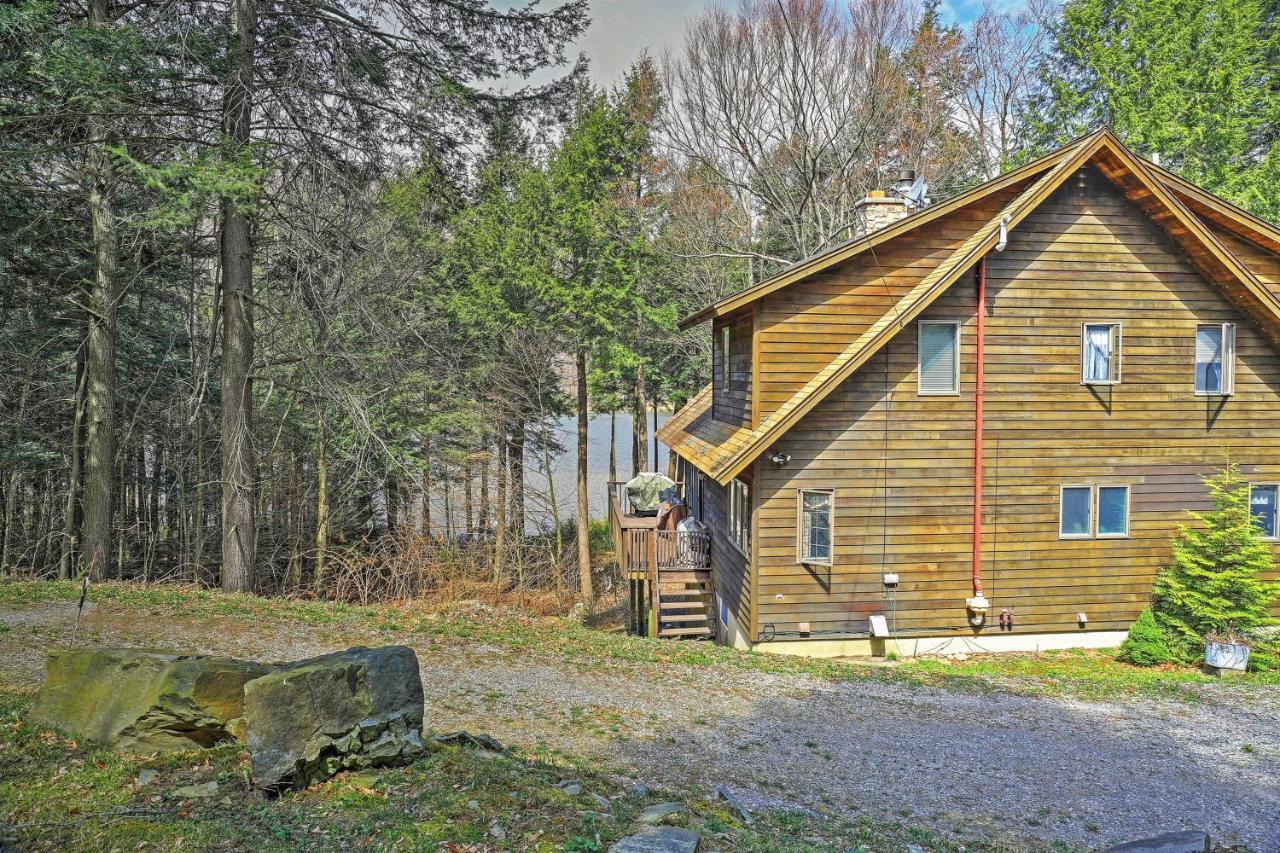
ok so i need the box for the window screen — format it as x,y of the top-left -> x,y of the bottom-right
1097,486 -> 1129,537
918,323 -> 959,394
1060,486 -> 1093,537
728,478 -> 750,557
799,490 -> 832,564
720,327 -> 731,386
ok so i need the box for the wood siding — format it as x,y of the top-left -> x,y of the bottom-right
712,312 -> 753,426
751,165 -> 1280,640
753,183 -> 1029,421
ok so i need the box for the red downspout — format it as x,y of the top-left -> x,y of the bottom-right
972,257 -> 986,598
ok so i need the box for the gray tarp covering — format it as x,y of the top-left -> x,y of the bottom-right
625,472 -> 676,514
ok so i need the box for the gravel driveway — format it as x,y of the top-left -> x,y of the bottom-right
3,600 -> 1277,851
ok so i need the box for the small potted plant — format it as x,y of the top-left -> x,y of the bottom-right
1204,630 -> 1251,672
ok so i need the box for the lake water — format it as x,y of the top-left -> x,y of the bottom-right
427,412 -> 670,533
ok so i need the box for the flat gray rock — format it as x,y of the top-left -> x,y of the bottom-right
637,801 -> 683,824
169,781 -> 219,799
609,826 -> 700,853
1103,831 -> 1209,853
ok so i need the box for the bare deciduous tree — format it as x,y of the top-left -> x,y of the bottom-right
659,0 -> 979,279
958,0 -> 1055,179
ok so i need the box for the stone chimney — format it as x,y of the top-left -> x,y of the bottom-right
855,169 -> 916,235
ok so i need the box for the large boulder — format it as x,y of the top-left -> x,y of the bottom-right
243,645 -> 425,790
30,648 -> 270,752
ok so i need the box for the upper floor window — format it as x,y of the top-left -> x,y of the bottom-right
1250,484 -> 1277,539
720,326 -> 731,386
918,322 -> 960,395
727,477 -> 750,558
1196,323 -> 1235,395
1081,322 -> 1122,385
797,490 -> 833,565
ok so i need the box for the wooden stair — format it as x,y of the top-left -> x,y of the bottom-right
655,566 -> 714,640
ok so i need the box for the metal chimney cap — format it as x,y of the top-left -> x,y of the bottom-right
896,168 -> 916,182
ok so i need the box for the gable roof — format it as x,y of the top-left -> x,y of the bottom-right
675,132 -> 1095,331
661,128 -> 1280,486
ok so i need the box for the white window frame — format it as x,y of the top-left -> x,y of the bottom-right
1195,322 -> 1236,396
1059,484 -> 1131,539
1249,483 -> 1279,540
727,477 -> 750,558
1059,485 -> 1095,539
1095,484 -> 1131,539
1080,322 -> 1123,385
796,489 -> 834,566
917,321 -> 961,396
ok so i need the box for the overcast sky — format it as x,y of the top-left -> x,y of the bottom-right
504,0 -> 1013,90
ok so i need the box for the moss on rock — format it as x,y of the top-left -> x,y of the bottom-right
30,648 -> 270,752
243,645 -> 426,790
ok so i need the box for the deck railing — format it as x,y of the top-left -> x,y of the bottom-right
607,482 -> 710,637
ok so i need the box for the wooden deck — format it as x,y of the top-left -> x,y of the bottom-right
607,482 -> 713,640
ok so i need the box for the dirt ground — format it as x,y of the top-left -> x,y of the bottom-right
3,599 -> 1278,851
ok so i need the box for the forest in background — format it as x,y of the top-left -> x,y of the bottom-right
2,0 -> 1279,606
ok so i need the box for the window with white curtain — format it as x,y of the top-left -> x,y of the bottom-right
727,478 -> 750,557
918,322 -> 960,395
1196,323 -> 1235,395
1081,323 -> 1122,384
797,490 -> 833,565
1250,484 -> 1277,539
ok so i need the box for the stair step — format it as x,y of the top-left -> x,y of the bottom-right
659,612 -> 710,622
659,588 -> 710,598
658,571 -> 712,583
659,625 -> 714,637
659,601 -> 707,611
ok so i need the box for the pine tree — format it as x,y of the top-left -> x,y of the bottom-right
1117,608 -> 1173,666
1151,464 -> 1280,663
1028,0 -> 1280,220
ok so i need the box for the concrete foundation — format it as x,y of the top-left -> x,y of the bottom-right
753,629 -> 1130,659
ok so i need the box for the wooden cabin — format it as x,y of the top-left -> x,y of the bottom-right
643,128 -> 1280,657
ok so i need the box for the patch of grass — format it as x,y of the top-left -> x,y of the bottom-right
889,647 -> 1280,701
0,688 -> 1039,852
5,580 -> 1279,704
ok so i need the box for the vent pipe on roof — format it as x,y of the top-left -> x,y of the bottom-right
892,169 -> 916,196
995,216 -> 1010,253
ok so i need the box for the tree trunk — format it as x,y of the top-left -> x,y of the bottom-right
576,348 -> 592,600
543,424 -> 563,566
463,458 -> 474,534
218,0 -> 258,593
312,405 -> 328,594
633,362 -> 648,475
478,449 -> 490,534
82,0 -> 119,578
652,400 -> 659,473
60,359 -> 87,579
421,442 -> 432,536
608,410 -> 617,483
191,413 -> 205,581
493,434 -> 507,583
510,420 -> 525,538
